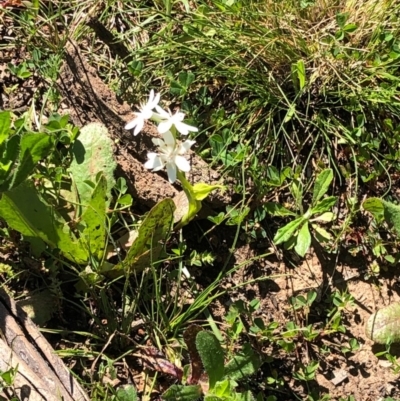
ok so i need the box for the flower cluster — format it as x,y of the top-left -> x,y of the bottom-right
125,90 -> 198,184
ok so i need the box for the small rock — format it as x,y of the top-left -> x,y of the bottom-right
330,369 -> 348,386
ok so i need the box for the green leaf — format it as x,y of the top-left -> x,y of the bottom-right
311,212 -> 335,222
294,221 -> 311,257
0,182 -> 88,263
365,303 -> 400,344
116,385 -> 138,401
101,198 -> 175,277
297,60 -> 306,90
235,391 -> 256,401
210,379 -> 233,398
127,60 -> 144,77
70,123 -> 116,209
363,197 -> 384,221
192,183 -> 225,201
343,23 -> 357,33
10,132 -> 53,189
224,345 -> 260,380
204,396 -> 224,401
273,217 -> 305,245
264,202 -> 296,217
78,175 -> 107,261
0,135 -> 20,189
312,225 -> 332,242
336,12 -> 349,28
312,169 -> 333,205
381,200 -> 400,237
0,111 -> 11,145
196,331 -> 225,389
291,59 -> 306,91
310,196 -> 337,215
178,71 -> 195,88
162,385 -> 202,401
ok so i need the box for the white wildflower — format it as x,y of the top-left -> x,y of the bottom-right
144,130 -> 196,183
155,106 -> 198,136
125,89 -> 160,136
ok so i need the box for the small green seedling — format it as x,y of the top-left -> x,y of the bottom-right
161,325 -> 261,401
269,168 -> 337,257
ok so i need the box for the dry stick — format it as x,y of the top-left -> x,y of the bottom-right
0,288 -> 89,401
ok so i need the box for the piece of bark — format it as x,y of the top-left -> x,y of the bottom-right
56,40 -> 231,209
0,288 -> 89,401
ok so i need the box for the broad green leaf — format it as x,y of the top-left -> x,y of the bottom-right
70,123 -> 116,209
363,197 -> 384,221
224,345 -> 260,380
365,303 -> 400,344
273,216 -> 305,245
312,169 -> 333,205
116,385 -> 138,401
101,198 -> 175,276
294,221 -> 311,257
196,331 -> 225,389
311,212 -> 335,222
382,200 -> 400,237
312,225 -> 332,242
264,202 -> 296,217
211,379 -> 233,398
310,196 -> 337,215
192,183 -> 225,201
162,384 -> 202,401
0,182 -> 88,264
10,132 -> 53,189
77,175 -> 107,261
0,111 -> 11,145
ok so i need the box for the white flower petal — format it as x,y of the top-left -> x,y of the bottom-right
180,140 -> 196,153
176,121 -> 198,136
152,137 -> 164,147
174,112 -> 186,122
142,109 -> 154,120
174,155 -> 191,172
166,162 -> 177,183
145,153 -> 165,171
133,118 -> 145,136
155,105 -> 170,119
151,92 -> 161,108
162,130 -> 176,147
125,116 -> 139,130
158,119 -> 173,134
